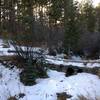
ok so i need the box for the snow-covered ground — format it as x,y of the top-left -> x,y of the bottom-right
0,64 -> 100,100
0,39 -> 100,100
45,55 -> 100,68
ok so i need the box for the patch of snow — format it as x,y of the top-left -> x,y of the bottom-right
46,57 -> 100,68
71,56 -> 82,60
46,58 -> 85,67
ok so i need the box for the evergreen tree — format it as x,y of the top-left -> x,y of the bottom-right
82,0 -> 96,32
48,0 -> 63,25
64,0 -> 80,54
95,4 -> 100,32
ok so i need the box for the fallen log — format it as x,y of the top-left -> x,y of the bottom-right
0,55 -> 16,61
7,50 -> 43,55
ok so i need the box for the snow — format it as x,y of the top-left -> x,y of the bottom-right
71,56 -> 82,60
0,39 -> 100,100
0,39 -> 14,56
46,57 -> 100,68
0,64 -> 100,100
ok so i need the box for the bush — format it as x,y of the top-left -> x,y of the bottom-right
10,36 -> 48,86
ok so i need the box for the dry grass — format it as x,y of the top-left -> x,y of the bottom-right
78,95 -> 100,100
7,96 -> 17,100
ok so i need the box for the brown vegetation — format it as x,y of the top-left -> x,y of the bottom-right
78,95 -> 100,100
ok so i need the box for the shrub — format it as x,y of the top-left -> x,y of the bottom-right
9,35 -> 48,86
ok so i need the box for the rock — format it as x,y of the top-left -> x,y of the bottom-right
65,67 -> 75,77
48,48 -> 57,56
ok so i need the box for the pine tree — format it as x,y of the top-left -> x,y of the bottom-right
82,0 -> 96,32
48,0 -> 63,25
64,0 -> 80,54
95,4 -> 100,32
